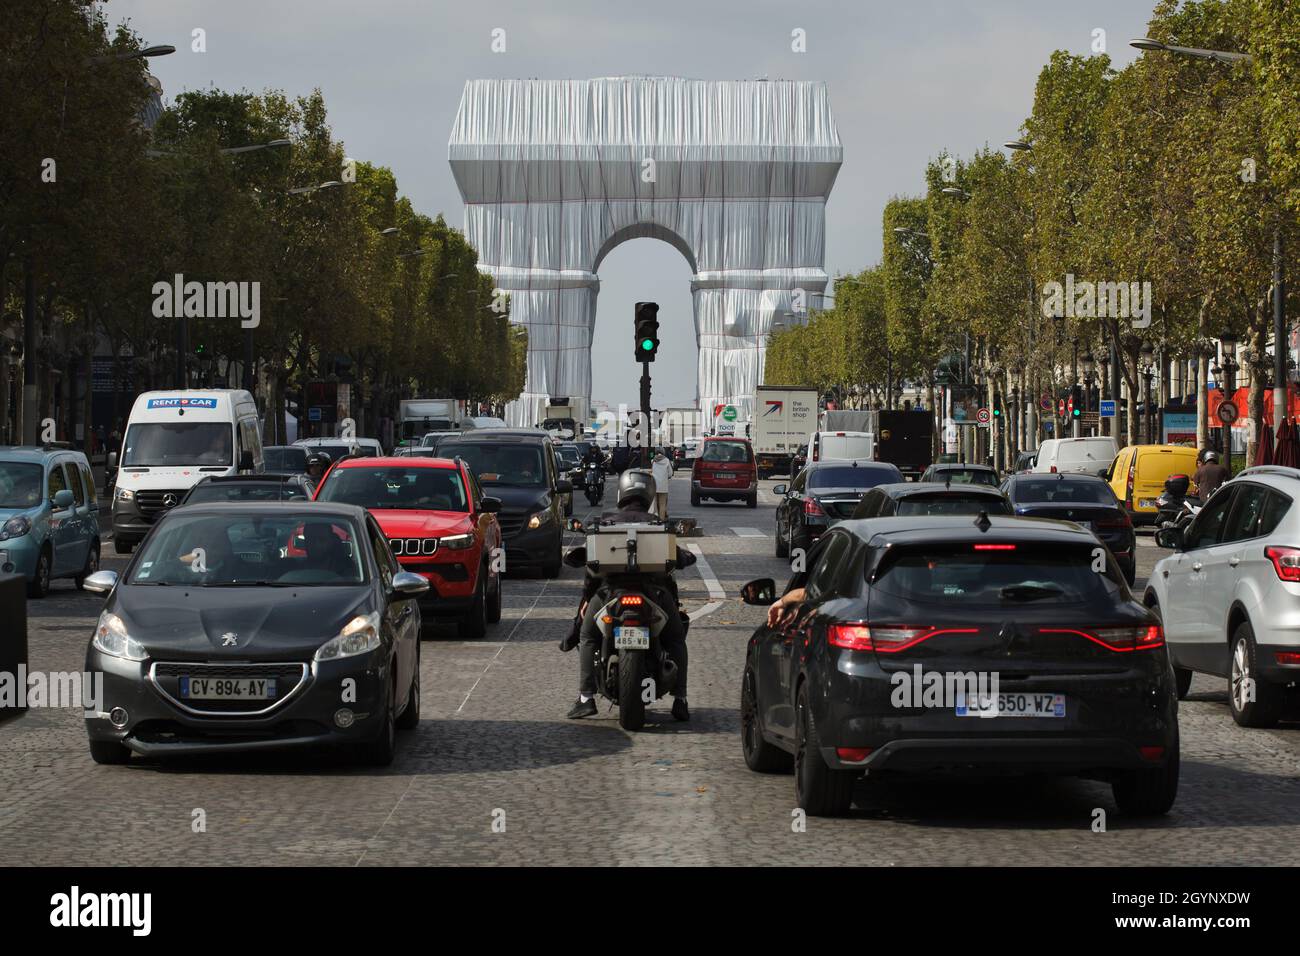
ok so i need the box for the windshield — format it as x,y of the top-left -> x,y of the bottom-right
262,447 -> 308,473
557,447 -> 581,467
809,466 -> 896,489
301,443 -> 378,460
123,422 -> 232,467
1011,478 -> 1115,504
316,465 -> 468,511
701,441 -> 751,463
0,462 -> 43,509
185,482 -> 308,504
439,443 -> 546,487
130,513 -> 365,586
895,494 -> 1011,516
874,543 -> 1123,605
932,468 -> 999,487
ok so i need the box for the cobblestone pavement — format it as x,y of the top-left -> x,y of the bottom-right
2,473 -> 1299,866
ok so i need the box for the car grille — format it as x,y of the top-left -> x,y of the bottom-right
136,489 -> 187,518
498,513 -> 528,537
389,537 -> 438,556
149,662 -> 309,716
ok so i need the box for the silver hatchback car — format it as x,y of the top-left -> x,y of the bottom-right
1148,466 -> 1300,727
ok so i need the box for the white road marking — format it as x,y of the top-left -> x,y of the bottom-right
684,543 -> 726,622
731,527 -> 766,537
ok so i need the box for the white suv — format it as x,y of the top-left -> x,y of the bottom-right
1147,465 -> 1300,727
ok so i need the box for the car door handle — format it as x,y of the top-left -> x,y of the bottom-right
1192,561 -> 1203,572
1229,555 -> 1240,567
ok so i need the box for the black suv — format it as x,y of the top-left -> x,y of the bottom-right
853,482 -> 1012,519
436,429 -> 572,577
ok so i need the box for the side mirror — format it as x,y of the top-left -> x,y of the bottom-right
740,578 -> 777,605
1097,467 -> 1109,479
567,517 -> 585,533
563,546 -> 588,568
772,484 -> 788,496
480,496 -> 502,514
106,452 -> 118,469
674,547 -> 697,568
391,571 -> 430,596
555,479 -> 573,494
53,488 -> 74,509
239,450 -> 255,471
1154,525 -> 1183,550
82,569 -> 118,595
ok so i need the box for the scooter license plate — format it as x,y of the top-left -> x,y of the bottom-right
614,626 -> 650,649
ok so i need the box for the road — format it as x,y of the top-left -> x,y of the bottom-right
3,471 -> 1300,866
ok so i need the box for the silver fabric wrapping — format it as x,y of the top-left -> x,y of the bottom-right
448,77 -> 842,427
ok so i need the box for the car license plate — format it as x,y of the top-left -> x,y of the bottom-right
1139,498 -> 1157,509
614,626 -> 649,649
956,692 -> 1064,718
179,677 -> 277,700
712,473 -> 732,481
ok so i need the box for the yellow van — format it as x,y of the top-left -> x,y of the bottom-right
1106,444 -> 1199,525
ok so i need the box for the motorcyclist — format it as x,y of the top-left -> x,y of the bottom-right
561,469 -> 691,722
1194,450 -> 1230,499
305,452 -> 331,487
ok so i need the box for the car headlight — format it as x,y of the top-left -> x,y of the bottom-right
527,510 -> 553,530
92,611 -> 147,662
115,487 -> 134,502
439,533 -> 475,550
314,612 -> 381,662
0,515 -> 31,541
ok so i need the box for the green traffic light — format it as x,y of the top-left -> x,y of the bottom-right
1072,408 -> 1080,417
640,338 -> 654,351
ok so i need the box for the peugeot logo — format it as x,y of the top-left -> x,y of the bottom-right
221,632 -> 238,647
162,493 -> 179,508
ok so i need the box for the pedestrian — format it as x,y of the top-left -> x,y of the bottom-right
1194,450 -> 1231,499
651,450 -> 672,519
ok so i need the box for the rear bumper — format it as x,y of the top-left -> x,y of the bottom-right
830,735 -> 1162,773
692,479 -> 757,500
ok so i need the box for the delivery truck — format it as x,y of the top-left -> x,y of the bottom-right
876,409 -> 933,479
753,386 -> 819,478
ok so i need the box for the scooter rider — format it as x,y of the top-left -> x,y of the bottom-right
561,469 -> 691,722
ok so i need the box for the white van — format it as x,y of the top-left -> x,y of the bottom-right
810,430 -> 875,464
110,390 -> 262,552
1032,436 -> 1118,476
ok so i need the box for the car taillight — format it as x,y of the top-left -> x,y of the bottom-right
836,747 -> 872,763
804,498 -> 824,516
1097,515 -> 1131,529
828,624 -> 977,653
1266,546 -> 1300,581
974,543 -> 1015,551
1050,465 -> 1057,473
1040,625 -> 1164,652
1126,462 -> 1135,503
620,595 -> 644,606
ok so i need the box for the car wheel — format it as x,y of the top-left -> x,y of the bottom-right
361,677 -> 397,766
395,647 -> 420,730
75,544 -> 100,589
1228,621 -> 1282,728
462,572 -> 488,640
542,534 -> 562,579
746,491 -> 758,509
690,488 -> 701,507
794,684 -> 855,816
27,547 -> 51,599
775,516 -> 789,558
1111,729 -> 1179,816
742,667 -> 792,773
113,537 -> 134,555
1173,666 -> 1193,700
88,739 -> 131,765
790,526 -> 810,559
485,565 -> 503,624
1124,559 -> 1136,587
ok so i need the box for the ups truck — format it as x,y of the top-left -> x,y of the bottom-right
877,409 -> 933,480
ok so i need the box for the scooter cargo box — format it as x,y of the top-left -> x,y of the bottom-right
585,524 -> 676,573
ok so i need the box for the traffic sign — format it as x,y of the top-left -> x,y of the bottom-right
1099,399 -> 1116,418
308,406 -> 323,422
1067,394 -> 1074,416
1080,411 -> 1100,427
1217,401 -> 1239,425
976,407 -> 991,425
1040,395 -> 1053,411
722,405 -> 738,422
1057,399 -> 1066,418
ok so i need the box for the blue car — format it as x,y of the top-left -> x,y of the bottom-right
0,447 -> 101,597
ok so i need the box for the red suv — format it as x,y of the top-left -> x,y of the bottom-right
314,457 -> 503,638
690,436 -> 758,508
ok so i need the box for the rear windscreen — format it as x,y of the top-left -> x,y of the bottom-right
895,494 -> 1012,516
810,466 -> 897,489
873,544 -> 1124,605
700,441 -> 751,463
932,469 -> 999,486
1011,479 -> 1115,504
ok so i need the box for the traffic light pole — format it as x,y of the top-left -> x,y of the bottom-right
640,360 -> 652,468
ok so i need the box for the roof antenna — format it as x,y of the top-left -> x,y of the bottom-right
975,510 -> 991,532
945,474 -> 952,489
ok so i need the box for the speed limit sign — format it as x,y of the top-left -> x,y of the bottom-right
976,407 -> 991,425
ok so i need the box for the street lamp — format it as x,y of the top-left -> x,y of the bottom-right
1129,37 -> 1251,64
941,187 -> 971,199
1139,342 -> 1157,444
288,180 -> 342,195
1004,140 -> 1032,151
88,44 -> 176,64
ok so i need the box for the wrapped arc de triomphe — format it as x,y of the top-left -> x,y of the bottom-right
448,76 -> 843,428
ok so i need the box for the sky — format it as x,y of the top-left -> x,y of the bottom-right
107,0 -> 1153,409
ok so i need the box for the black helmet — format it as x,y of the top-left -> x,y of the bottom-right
307,452 -> 331,473
617,469 -> 656,510
1203,451 -> 1219,464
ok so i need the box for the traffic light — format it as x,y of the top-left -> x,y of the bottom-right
1071,385 -> 1082,418
634,301 -> 660,362
992,394 -> 1003,418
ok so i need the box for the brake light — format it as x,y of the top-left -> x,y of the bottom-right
619,595 -> 644,606
1097,515 -> 1132,529
1266,546 -> 1300,582
1139,746 -> 1165,763
974,543 -> 1015,551
1126,461 -> 1135,503
1040,625 -> 1164,652
1050,465 -> 1057,473
804,498 -> 824,517
1275,651 -> 1300,665
828,624 -> 978,653
836,747 -> 872,763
